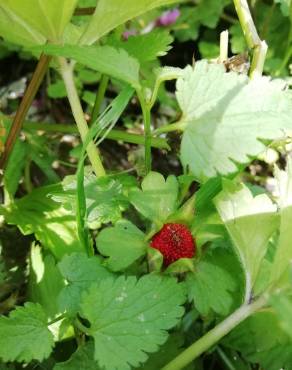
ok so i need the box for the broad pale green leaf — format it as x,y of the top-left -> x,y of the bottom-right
176,61 -> 292,182
80,275 -> 186,370
58,253 -> 112,315
28,245 -> 65,319
186,247 -> 243,316
108,30 -> 173,63
0,185 -> 83,259
215,181 -> 279,298
41,44 -> 140,88
224,311 -> 292,370
54,341 -> 99,370
0,303 -> 54,362
0,0 -> 78,46
96,220 -> 147,271
271,159 -> 292,284
129,172 -> 179,225
80,0 -> 185,45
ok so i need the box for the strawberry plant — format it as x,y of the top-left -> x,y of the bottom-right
0,0 -> 292,369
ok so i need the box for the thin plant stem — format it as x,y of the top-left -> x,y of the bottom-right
20,121 -> 169,149
217,347 -> 237,370
47,313 -> 66,326
233,0 -> 268,78
58,57 -> 106,177
137,91 -> 152,173
90,75 -> 109,124
161,294 -> 267,370
0,54 -> 51,171
24,158 -> 33,193
153,120 -> 186,135
74,7 -> 95,16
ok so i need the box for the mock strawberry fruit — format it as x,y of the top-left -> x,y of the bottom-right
150,223 -> 195,266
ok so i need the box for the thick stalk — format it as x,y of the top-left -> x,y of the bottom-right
91,75 -> 109,124
0,54 -> 51,170
233,0 -> 267,78
162,295 -> 267,370
58,57 -> 105,177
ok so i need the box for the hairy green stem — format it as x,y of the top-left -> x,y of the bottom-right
162,295 -> 267,370
137,91 -> 152,173
233,0 -> 267,78
58,57 -> 106,177
91,75 -> 109,124
0,54 -> 51,170
154,120 -> 186,135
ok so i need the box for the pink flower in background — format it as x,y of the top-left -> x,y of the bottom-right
156,8 -> 180,27
122,29 -> 137,40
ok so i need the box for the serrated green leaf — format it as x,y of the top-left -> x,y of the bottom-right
0,0 -> 78,46
129,172 -> 179,225
52,174 -> 133,228
41,44 -> 140,88
96,220 -> 147,271
0,302 -> 54,362
215,181 -> 279,298
176,61 -> 292,182
80,0 -> 185,45
80,274 -> 186,370
108,30 -> 173,63
0,185 -> 83,259
186,247 -> 243,316
58,253 -> 112,315
54,341 -> 99,370
224,311 -> 292,370
28,245 -> 65,319
271,159 -> 292,285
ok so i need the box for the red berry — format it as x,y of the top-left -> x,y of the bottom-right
150,223 -> 196,266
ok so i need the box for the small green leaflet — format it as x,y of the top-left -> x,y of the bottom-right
41,44 -> 140,88
186,247 -> 243,316
129,172 -> 179,226
51,174 -> 134,228
224,311 -> 292,370
0,185 -> 82,259
270,293 -> 292,340
54,341 -> 99,370
80,274 -> 186,370
28,245 -> 65,319
176,61 -> 292,182
96,220 -> 147,271
214,181 -> 279,300
0,0 -> 77,46
108,30 -> 173,63
58,253 -> 112,315
270,159 -> 292,285
0,303 -> 54,362
80,0 -> 185,44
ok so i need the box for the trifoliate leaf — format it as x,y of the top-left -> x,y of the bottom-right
108,30 -> 173,63
54,341 -> 99,370
270,159 -> 292,285
186,247 -> 243,316
129,172 -> 179,225
176,61 -> 292,182
80,275 -> 186,370
58,253 -> 112,315
0,302 -> 54,362
224,311 -> 292,370
52,174 -> 134,228
96,220 -> 147,271
215,181 -> 279,298
0,185 -> 82,259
